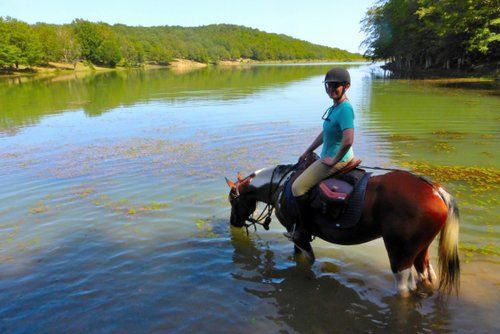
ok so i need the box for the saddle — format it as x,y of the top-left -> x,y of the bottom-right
310,159 -> 365,219
282,153 -> 369,228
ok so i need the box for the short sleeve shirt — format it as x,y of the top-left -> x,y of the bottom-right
321,100 -> 354,161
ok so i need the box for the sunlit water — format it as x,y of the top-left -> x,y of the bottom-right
0,64 -> 498,333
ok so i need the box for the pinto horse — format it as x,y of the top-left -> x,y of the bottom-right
225,164 -> 460,297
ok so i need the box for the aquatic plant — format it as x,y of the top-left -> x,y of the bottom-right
28,201 -> 48,214
432,130 -> 467,140
402,161 -> 500,193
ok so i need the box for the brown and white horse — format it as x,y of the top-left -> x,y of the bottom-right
226,165 -> 460,297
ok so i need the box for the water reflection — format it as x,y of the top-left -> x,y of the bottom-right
0,65 -> 347,133
229,228 -> 454,333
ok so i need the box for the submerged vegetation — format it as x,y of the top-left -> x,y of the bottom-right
362,0 -> 499,73
0,17 -> 363,71
402,161 -> 500,193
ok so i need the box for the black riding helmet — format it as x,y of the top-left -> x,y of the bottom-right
323,67 -> 350,84
323,68 -> 350,101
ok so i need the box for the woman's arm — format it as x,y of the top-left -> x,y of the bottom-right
299,131 -> 323,161
321,128 -> 354,166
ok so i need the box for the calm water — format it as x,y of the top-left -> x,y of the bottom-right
0,64 -> 498,333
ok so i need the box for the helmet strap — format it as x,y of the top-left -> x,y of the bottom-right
333,85 -> 347,104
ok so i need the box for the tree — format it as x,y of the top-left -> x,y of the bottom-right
362,0 -> 500,70
96,39 -> 122,67
72,19 -> 103,64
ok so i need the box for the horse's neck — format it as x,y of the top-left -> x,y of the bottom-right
251,165 -> 292,204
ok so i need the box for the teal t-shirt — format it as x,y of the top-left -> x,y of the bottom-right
321,100 -> 355,161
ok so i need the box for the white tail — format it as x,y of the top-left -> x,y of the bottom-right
437,187 -> 460,294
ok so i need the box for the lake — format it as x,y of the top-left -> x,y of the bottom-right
0,63 -> 498,333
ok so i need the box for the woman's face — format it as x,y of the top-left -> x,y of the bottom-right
326,82 -> 350,100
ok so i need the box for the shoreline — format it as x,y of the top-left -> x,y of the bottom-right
380,62 -> 499,80
0,58 -> 367,79
1,60 -> 496,84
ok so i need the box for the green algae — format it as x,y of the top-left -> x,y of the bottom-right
432,141 -> 455,153
73,187 -> 95,198
401,161 -> 500,192
386,134 -> 419,141
459,243 -> 500,263
28,201 -> 49,214
195,217 -> 217,238
432,129 -> 468,140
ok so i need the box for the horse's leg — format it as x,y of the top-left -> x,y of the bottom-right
394,268 -> 414,297
293,242 -> 315,264
414,248 -> 437,289
383,236 -> 418,297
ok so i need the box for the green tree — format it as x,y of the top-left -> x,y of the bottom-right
362,0 -> 499,70
1,17 -> 43,68
72,19 -> 103,64
96,39 -> 122,67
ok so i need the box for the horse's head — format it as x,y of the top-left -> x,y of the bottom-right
225,172 -> 257,227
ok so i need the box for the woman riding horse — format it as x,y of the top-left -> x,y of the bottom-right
225,68 -> 460,296
285,67 -> 355,256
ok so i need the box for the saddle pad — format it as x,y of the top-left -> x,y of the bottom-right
282,173 -> 299,220
319,172 -> 371,228
280,153 -> 319,222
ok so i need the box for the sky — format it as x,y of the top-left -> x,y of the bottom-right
0,0 -> 375,54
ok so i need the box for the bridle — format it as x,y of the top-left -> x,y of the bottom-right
231,163 -> 297,235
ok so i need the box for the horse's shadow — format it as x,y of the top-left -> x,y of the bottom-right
228,227 -> 453,333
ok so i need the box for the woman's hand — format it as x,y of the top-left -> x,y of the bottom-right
321,157 -> 336,166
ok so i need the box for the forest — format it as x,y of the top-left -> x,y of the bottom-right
0,17 -> 363,70
362,0 -> 499,71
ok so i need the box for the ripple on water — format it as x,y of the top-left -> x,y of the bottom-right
0,64 -> 499,332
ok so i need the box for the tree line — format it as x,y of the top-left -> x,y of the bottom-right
362,0 -> 499,71
0,17 -> 363,70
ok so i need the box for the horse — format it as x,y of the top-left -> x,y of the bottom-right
225,161 -> 460,297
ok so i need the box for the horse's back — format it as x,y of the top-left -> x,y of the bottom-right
315,170 -> 448,245
368,170 -> 448,235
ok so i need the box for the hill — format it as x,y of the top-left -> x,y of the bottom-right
0,17 -> 364,70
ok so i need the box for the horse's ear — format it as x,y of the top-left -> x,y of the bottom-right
237,172 -> 244,182
225,177 -> 236,189
239,177 -> 251,189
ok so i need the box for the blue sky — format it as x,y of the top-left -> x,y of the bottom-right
0,0 -> 375,53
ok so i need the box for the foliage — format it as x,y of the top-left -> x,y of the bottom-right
0,17 -> 363,70
361,0 -> 500,70
0,17 -> 43,68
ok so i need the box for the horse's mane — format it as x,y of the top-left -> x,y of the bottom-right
275,164 -> 294,174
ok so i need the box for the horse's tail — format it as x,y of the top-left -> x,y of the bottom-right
436,187 -> 460,295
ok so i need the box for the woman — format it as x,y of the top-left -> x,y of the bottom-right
285,67 -> 355,248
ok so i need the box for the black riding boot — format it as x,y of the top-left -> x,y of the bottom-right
284,194 -> 315,262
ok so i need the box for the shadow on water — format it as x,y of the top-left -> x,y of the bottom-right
432,80 -> 500,96
228,228 -> 455,333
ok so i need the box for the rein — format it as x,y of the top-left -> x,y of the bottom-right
243,163 -> 297,235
